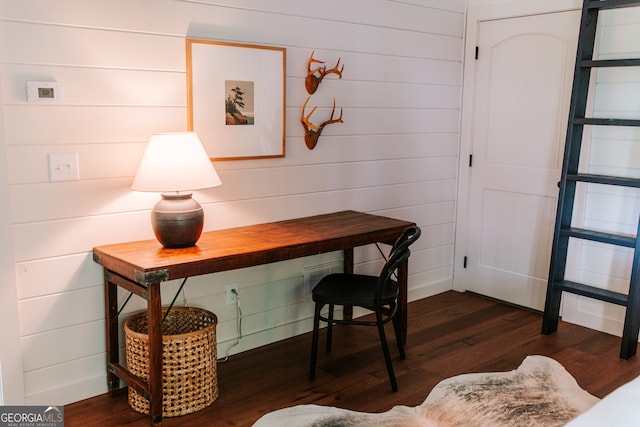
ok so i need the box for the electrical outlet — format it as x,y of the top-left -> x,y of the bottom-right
226,283 -> 239,304
303,261 -> 343,300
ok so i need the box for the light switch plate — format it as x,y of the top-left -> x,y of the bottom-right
48,153 -> 79,181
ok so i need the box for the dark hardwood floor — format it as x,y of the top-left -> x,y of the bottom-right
65,291 -> 640,426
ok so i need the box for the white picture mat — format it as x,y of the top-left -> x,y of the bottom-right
187,40 -> 285,160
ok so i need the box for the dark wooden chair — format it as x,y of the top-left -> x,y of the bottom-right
308,225 -> 421,391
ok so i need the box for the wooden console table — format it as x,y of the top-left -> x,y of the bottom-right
93,210 -> 415,425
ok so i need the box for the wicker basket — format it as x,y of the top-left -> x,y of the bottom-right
124,306 -> 218,417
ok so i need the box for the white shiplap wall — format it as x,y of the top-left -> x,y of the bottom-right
0,0 -> 465,404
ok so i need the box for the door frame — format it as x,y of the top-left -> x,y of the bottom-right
454,0 -> 582,292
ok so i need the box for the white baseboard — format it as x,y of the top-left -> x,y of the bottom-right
409,278 -> 453,303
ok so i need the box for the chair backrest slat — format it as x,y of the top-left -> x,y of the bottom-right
377,226 -> 421,298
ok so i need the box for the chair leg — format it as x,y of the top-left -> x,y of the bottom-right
309,303 -> 323,381
326,304 -> 334,353
391,304 -> 405,360
376,311 -> 398,392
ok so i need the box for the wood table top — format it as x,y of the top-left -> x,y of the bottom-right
93,210 -> 414,285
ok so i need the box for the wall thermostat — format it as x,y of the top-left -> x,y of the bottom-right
27,81 -> 61,103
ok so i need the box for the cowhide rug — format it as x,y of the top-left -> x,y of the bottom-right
253,356 -> 599,427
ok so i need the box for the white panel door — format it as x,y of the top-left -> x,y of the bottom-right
464,11 -> 580,310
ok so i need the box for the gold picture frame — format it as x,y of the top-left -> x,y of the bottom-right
186,39 -> 286,160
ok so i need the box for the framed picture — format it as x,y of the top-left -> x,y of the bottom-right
186,39 -> 286,160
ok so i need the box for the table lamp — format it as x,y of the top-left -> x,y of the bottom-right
132,132 -> 221,248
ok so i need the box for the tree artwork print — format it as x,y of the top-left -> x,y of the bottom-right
225,80 -> 255,125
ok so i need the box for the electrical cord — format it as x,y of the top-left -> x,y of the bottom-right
220,288 -> 242,362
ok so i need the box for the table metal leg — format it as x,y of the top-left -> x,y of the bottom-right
104,275 -> 120,393
147,283 -> 163,425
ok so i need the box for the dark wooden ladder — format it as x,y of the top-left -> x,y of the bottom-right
542,0 -> 640,359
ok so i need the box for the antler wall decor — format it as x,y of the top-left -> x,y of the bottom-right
300,96 -> 343,150
301,51 -> 345,149
305,51 -> 344,95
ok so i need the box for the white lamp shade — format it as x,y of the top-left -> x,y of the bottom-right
132,132 -> 221,192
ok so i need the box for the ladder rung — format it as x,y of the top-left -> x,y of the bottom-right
588,0 -> 640,10
554,280 -> 628,306
582,58 -> 640,68
560,226 -> 636,247
567,173 -> 640,188
574,118 -> 640,127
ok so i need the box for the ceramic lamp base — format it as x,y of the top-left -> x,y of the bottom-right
151,193 -> 204,248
